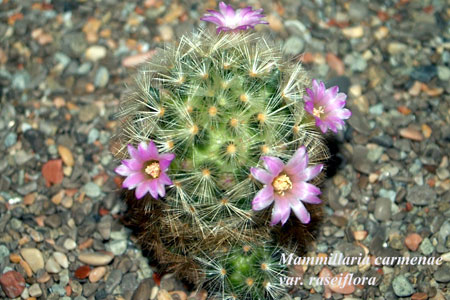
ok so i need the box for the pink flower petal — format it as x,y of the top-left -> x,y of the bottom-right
158,172 -> 172,185
285,146 -> 307,174
127,144 -> 141,161
123,172 -> 146,189
148,180 -> 159,199
157,182 -> 166,197
135,181 -> 150,199
200,16 -> 223,25
250,167 -> 274,185
147,140 -> 159,160
159,153 -> 175,171
290,198 -> 311,224
115,165 -> 133,176
291,182 -> 322,201
123,159 -> 143,171
270,195 -> 291,226
301,164 -> 323,181
252,186 -> 274,210
261,156 -> 284,176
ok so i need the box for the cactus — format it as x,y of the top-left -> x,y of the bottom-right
113,3 -> 351,299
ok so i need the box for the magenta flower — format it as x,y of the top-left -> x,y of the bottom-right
304,79 -> 352,134
250,147 -> 323,226
200,2 -> 269,33
115,141 -> 175,200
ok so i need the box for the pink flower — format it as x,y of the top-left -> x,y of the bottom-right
250,147 -> 323,226
200,2 -> 269,33
115,141 -> 175,200
304,79 -> 352,134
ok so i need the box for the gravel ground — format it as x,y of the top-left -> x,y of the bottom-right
0,0 -> 449,299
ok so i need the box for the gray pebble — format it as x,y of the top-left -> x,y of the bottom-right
392,275 -> 414,297
406,185 -> 436,206
82,182 -> 101,198
105,269 -> 123,293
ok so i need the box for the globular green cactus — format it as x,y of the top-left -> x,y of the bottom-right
114,28 -> 328,298
197,243 -> 289,300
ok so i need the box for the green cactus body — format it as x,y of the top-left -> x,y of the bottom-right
115,29 -> 328,299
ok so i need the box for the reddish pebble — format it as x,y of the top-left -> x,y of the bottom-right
405,202 -> 413,212
0,271 -> 26,298
122,50 -> 156,68
75,265 -> 91,279
411,292 -> 428,300
153,272 -> 161,286
399,127 -> 424,141
328,272 -> 356,294
405,233 -> 423,251
42,159 -> 64,187
326,53 -> 345,75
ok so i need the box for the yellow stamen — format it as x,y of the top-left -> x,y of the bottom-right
313,106 -> 325,118
230,118 -> 239,128
240,94 -> 248,102
190,124 -> 199,135
272,174 -> 293,196
246,278 -> 254,286
257,113 -> 266,123
145,162 -> 161,179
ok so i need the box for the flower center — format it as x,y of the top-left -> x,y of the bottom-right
272,174 -> 293,195
313,106 -> 325,118
145,162 -> 161,179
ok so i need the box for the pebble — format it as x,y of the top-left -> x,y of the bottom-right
404,233 -> 423,251
433,265 -> 450,283
106,239 -> 127,256
58,145 -> 74,167
0,271 -> 26,298
20,248 -> 44,273
4,132 -> 17,147
419,238 -> 434,255
105,269 -> 123,293
437,65 -> 450,81
387,42 -> 407,54
328,272 -> 355,294
399,127 -> 424,141
53,251 -> 69,268
132,278 -> 156,300
78,104 -> 99,123
392,275 -> 414,297
0,244 -> 10,261
342,26 -> 364,38
94,66 -> 109,88
28,283 -> 42,297
283,37 -> 304,56
406,185 -> 436,206
42,159 -> 64,186
89,266 -> 106,283
45,214 -> 62,228
75,265 -> 91,279
85,45 -> 107,61
78,251 -> 114,266
82,182 -> 102,198
374,198 -> 391,221
45,256 -> 62,273
64,238 -> 77,250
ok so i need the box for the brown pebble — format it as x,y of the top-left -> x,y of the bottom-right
89,266 -> 106,283
42,159 -> 64,187
326,53 -> 345,75
157,289 -> 172,300
329,272 -> 355,294
353,230 -> 368,241
399,127 -> 424,141
19,260 -> 33,278
0,271 -> 26,298
58,145 -> 74,167
409,81 -> 422,96
405,233 -> 423,251
421,124 -> 432,139
169,291 -> 187,300
51,190 -> 64,205
122,50 -> 156,68
411,292 -> 428,300
37,272 -> 51,283
23,193 -> 36,205
10,253 -> 21,264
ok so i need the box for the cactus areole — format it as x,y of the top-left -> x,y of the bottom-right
113,2 -> 351,299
